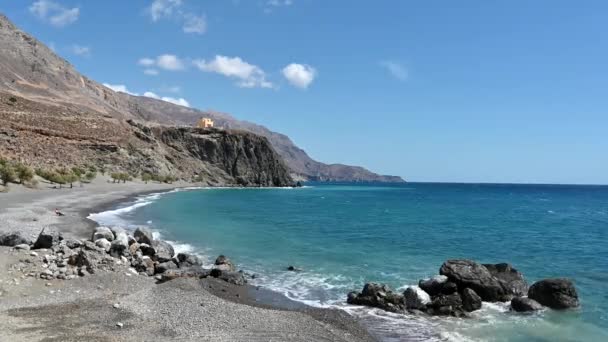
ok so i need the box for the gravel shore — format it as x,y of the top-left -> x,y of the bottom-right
0,178 -> 376,342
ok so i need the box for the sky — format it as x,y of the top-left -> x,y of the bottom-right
2,0 -> 607,184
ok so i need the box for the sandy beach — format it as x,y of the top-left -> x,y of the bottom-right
0,178 -> 375,342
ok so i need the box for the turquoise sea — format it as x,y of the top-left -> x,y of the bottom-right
89,183 -> 608,341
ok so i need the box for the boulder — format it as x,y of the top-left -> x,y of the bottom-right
159,267 -> 210,282
155,260 -> 178,274
528,278 -> 579,309
427,293 -> 465,317
68,249 -> 97,273
33,228 -> 63,249
95,238 -> 111,252
209,269 -> 247,286
0,231 -> 32,247
139,243 -> 155,257
134,227 -> 153,245
419,275 -> 449,296
127,235 -> 137,245
152,240 -> 174,262
128,242 -> 140,256
404,286 -> 431,310
92,227 -> 114,242
64,238 -> 82,249
176,253 -> 202,267
439,259 -> 509,302
461,288 -> 482,312
483,263 -> 528,297
511,297 -> 543,312
214,255 -> 235,272
346,283 -> 406,313
109,230 -> 129,258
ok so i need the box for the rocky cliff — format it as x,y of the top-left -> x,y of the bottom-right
0,13 -> 403,183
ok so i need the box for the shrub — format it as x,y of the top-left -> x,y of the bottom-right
84,171 -> 97,182
141,172 -> 152,184
14,162 -> 34,184
0,164 -> 16,185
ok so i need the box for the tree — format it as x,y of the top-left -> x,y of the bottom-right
141,172 -> 152,184
64,172 -> 79,188
14,162 -> 34,184
47,172 -> 66,188
110,172 -> 120,183
84,171 -> 97,182
0,163 -> 16,185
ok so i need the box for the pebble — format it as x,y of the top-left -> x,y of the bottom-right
29,252 -> 38,257
116,322 -> 124,328
45,283 -> 52,287
113,303 -> 120,309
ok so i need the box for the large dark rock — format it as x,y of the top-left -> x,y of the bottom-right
427,293 -> 466,317
439,259 -> 509,302
0,231 -> 31,246
33,228 -> 63,249
511,297 -> 543,312
528,278 -> 579,309
403,286 -> 431,310
155,260 -> 178,274
176,253 -> 202,267
134,227 -> 153,245
152,240 -> 174,262
419,275 -> 449,296
461,288 -> 482,312
346,283 -> 406,313
484,263 -> 528,297
109,230 -> 129,258
139,243 -> 155,257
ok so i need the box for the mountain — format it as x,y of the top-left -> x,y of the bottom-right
0,13 -> 404,183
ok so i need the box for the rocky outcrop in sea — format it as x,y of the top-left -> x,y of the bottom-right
347,259 -> 579,317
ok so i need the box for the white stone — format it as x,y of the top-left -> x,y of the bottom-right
29,251 -> 38,257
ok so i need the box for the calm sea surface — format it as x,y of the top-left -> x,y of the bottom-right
90,183 -> 608,341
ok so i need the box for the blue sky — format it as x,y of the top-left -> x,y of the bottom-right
2,1 -> 607,184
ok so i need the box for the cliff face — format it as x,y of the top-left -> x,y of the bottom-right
150,126 -> 294,187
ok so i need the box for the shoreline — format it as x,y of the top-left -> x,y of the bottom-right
0,178 -> 377,342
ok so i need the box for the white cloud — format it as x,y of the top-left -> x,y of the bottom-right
29,0 -> 79,27
194,55 -> 273,89
148,0 -> 182,21
380,61 -> 408,81
147,0 -> 206,35
71,44 -> 91,57
183,14 -> 206,34
103,83 -> 138,96
144,91 -> 190,107
282,63 -> 316,89
138,57 -> 156,67
143,69 -> 159,76
156,54 -> 185,71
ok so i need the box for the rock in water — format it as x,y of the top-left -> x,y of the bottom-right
346,283 -> 406,313
214,255 -> 235,272
419,275 -> 449,296
134,227 -> 153,245
92,227 -> 114,242
483,263 -> 528,297
33,228 -> 63,249
403,286 -> 431,310
439,259 -> 508,302
0,232 -> 32,247
528,278 -> 579,309
461,288 -> 482,312
511,297 -> 543,312
427,293 -> 465,317
152,240 -> 174,262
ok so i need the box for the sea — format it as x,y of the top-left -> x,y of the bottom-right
88,182 -> 608,342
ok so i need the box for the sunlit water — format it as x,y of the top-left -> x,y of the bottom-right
89,183 -> 608,341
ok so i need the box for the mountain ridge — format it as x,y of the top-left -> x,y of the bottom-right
0,13 -> 404,183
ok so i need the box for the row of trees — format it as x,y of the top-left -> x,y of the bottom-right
35,166 -> 97,188
0,157 -> 181,188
